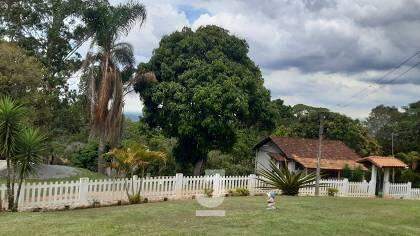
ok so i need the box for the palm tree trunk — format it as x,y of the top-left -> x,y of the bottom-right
6,158 -> 14,211
13,167 -> 25,212
97,138 -> 106,174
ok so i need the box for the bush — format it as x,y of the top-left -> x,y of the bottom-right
128,193 -> 142,204
70,142 -> 98,171
228,188 -> 250,196
327,188 -> 339,197
342,164 -> 365,182
204,188 -> 213,197
400,169 -> 420,187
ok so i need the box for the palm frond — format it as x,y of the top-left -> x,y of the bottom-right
16,127 -> 46,177
0,97 -> 25,157
113,1 -> 146,36
112,42 -> 135,68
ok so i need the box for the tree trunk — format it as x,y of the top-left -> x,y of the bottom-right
193,158 -> 206,176
97,138 -> 106,175
6,158 -> 14,211
13,168 -> 25,212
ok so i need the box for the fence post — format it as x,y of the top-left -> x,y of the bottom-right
248,174 -> 257,196
79,177 -> 89,206
406,182 -> 412,199
213,174 -> 221,197
342,178 -> 349,197
175,173 -> 183,199
132,175 -> 138,194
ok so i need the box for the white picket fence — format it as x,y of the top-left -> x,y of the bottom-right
0,174 -> 418,211
386,182 -> 420,199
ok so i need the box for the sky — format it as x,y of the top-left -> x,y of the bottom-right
104,0 -> 420,119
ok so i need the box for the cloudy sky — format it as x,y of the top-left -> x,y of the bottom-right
109,0 -> 420,119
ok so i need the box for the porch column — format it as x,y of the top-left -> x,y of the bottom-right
383,168 -> 390,196
369,165 -> 377,196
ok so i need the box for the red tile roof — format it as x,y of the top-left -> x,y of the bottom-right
357,156 -> 408,168
267,153 -> 285,161
256,136 -> 364,170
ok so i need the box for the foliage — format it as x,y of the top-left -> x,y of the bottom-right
128,193 -> 142,204
106,142 -> 166,177
14,127 -> 46,209
400,169 -> 420,188
396,151 -> 419,171
366,102 -> 420,156
327,188 -> 339,197
70,142 -> 98,172
257,160 -> 318,196
0,97 -> 45,211
136,25 -> 275,175
204,188 -> 213,198
272,104 -> 380,156
81,1 -> 147,173
228,188 -> 250,197
342,164 -> 365,182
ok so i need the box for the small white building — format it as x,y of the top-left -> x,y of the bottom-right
254,136 -> 366,178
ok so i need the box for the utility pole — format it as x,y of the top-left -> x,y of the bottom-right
315,114 -> 324,196
391,132 -> 395,157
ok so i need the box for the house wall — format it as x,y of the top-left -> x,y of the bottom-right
255,141 -> 297,173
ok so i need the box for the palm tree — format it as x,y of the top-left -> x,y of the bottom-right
82,1 -> 146,174
14,128 -> 45,211
257,160 -> 319,196
0,97 -> 25,210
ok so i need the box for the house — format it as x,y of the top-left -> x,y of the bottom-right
253,136 -> 365,178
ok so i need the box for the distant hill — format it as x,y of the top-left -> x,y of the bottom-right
124,112 -> 141,121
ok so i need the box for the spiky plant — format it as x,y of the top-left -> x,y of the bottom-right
0,97 -> 25,210
82,1 -> 147,174
257,160 -> 319,196
14,127 -> 45,210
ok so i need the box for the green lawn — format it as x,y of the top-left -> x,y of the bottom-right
0,196 -> 419,235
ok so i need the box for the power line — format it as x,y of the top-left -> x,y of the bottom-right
336,52 -> 420,108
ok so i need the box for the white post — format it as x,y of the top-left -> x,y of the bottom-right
79,178 -> 89,206
369,166 -> 377,196
213,174 -> 221,197
343,178 -> 349,197
248,174 -> 257,196
383,169 -> 390,196
174,173 -> 183,199
406,182 -> 412,199
132,175 -> 138,194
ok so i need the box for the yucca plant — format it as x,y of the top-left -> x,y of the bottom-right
257,160 -> 319,196
14,127 -> 46,210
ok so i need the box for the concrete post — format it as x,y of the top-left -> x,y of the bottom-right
213,174 -> 221,197
383,168 -> 390,196
79,177 -> 89,206
248,174 -> 257,196
343,178 -> 349,197
369,165 -> 377,196
407,182 -> 412,199
175,173 -> 183,199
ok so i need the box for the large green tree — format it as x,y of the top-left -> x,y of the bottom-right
82,1 -> 146,174
273,104 -> 380,156
135,26 -> 275,175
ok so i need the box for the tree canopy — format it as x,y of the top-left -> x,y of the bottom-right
135,25 -> 275,175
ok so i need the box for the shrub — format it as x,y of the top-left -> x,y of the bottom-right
258,160 -> 318,196
70,142 -> 98,171
327,188 -> 339,197
204,188 -> 213,197
143,198 -> 148,203
228,188 -> 250,196
128,193 -> 142,204
342,164 -> 365,182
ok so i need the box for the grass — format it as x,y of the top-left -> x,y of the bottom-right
0,196 -> 419,235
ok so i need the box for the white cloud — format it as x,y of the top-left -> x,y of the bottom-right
85,0 -> 420,118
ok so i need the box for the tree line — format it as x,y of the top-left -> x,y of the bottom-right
1,1 -> 418,187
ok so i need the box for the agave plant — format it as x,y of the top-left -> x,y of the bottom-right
257,160 -> 319,196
